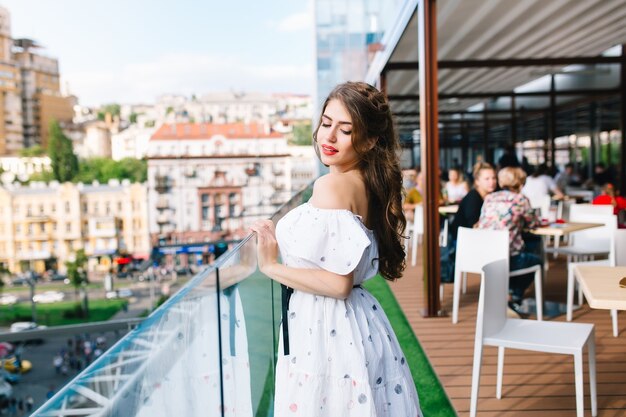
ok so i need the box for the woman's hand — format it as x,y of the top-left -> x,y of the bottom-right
249,219 -> 279,275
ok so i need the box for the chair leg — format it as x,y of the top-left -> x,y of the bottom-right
462,271 -> 468,294
611,309 -> 619,337
439,283 -> 444,303
411,231 -> 418,266
452,271 -> 462,324
578,284 -> 583,306
469,342 -> 484,417
496,346 -> 505,399
534,269 -> 543,321
588,333 -> 597,417
567,264 -> 576,321
574,351 -> 585,417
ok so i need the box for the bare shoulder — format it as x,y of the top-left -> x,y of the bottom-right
310,173 -> 363,210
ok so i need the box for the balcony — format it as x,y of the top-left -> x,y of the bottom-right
156,198 -> 170,209
28,186 -> 315,416
154,175 -> 171,193
156,214 -> 170,224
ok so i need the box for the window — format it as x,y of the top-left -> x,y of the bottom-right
15,224 -> 21,233
94,202 -> 99,214
39,204 -> 44,214
65,202 -> 70,213
118,201 -> 122,211
52,204 -> 56,213
82,202 -> 87,214
66,222 -> 71,233
27,204 -> 32,216
39,223 -> 45,233
106,202 -> 111,215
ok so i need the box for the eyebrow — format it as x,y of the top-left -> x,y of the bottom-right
322,114 -> 352,126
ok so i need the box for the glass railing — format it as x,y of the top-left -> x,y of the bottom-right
31,185 -> 313,417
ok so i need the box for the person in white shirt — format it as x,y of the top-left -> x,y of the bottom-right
522,164 -> 564,203
445,167 -> 469,204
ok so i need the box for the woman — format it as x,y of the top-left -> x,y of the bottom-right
450,162 -> 497,239
444,167 -> 469,204
477,167 -> 541,315
592,183 -> 626,215
251,82 -> 422,417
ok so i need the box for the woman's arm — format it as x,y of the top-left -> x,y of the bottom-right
250,219 -> 355,300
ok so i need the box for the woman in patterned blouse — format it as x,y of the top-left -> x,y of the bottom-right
477,166 -> 542,314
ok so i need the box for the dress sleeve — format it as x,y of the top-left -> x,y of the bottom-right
284,208 -> 372,275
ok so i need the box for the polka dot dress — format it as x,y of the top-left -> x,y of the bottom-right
274,203 -> 422,417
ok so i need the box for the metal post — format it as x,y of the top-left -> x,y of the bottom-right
482,107 -> 489,163
589,102 -> 597,180
511,94 -> 517,143
549,74 -> 557,167
417,0 -> 441,317
620,44 -> 626,196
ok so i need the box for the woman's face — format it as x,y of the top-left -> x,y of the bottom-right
316,99 -> 359,173
475,169 -> 497,195
448,169 -> 459,182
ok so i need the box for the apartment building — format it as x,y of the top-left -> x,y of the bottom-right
0,180 -> 150,274
147,122 -> 294,246
0,6 -> 74,155
0,7 -> 24,155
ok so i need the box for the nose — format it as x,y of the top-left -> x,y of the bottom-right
326,125 -> 338,142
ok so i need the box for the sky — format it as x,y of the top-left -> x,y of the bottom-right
1,0 -> 315,106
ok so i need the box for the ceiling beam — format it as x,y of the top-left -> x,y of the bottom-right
385,56 -> 622,71
388,88 -> 620,100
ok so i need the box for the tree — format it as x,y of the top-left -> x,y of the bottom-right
74,158 -> 147,184
291,122 -> 313,146
48,120 -> 78,182
66,249 -> 89,316
19,145 -> 46,157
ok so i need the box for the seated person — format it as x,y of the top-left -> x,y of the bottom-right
477,167 -> 541,315
444,168 -> 469,204
592,183 -> 626,227
450,162 -> 497,239
522,163 -> 564,203
403,170 -> 423,222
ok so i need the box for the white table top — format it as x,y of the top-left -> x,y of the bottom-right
573,265 -> 626,310
532,222 -> 603,237
438,204 -> 459,215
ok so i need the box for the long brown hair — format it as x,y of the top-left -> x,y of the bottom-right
313,81 -> 406,280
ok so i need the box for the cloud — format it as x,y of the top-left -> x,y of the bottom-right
63,52 -> 314,106
276,12 -> 313,32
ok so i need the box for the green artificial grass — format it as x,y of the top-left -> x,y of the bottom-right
0,298 -> 128,326
364,275 -> 456,417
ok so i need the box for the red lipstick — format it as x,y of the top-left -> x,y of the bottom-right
321,144 -> 338,155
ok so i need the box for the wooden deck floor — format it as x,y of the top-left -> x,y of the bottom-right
388,247 -> 626,417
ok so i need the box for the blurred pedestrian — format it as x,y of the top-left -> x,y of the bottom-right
25,396 -> 34,412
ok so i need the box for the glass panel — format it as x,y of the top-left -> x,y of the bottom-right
216,235 -> 279,416
31,267 -> 221,417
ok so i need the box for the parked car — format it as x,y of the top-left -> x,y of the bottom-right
0,379 -> 12,402
2,356 -> 32,374
49,273 -> 68,282
33,291 -> 65,303
0,295 -> 17,305
105,288 -> 133,299
9,322 -> 47,333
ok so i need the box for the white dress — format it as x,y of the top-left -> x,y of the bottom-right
274,202 -> 422,417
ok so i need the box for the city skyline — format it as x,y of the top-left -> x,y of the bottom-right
1,0 -> 315,106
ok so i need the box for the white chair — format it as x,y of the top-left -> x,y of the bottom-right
451,228 -> 543,324
545,211 -> 617,262
470,259 -> 597,417
404,204 -> 423,266
568,203 -> 613,218
527,194 -> 551,219
567,229 -> 626,336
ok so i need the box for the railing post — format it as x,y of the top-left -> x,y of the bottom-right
418,0 -> 441,317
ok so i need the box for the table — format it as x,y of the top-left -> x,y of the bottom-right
532,222 -> 603,237
438,204 -> 458,215
573,266 -> 626,310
